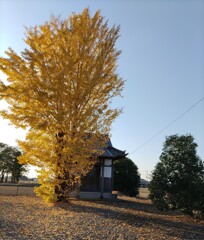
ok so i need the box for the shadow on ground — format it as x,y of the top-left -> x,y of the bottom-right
57,198 -> 204,240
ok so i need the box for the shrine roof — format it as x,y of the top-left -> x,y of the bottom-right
99,139 -> 128,160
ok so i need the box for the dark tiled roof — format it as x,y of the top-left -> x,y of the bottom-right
99,139 -> 127,160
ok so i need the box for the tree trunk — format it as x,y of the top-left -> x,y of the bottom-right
11,174 -> 15,183
54,132 -> 70,201
5,172 -> 8,183
54,131 -> 80,201
54,168 -> 80,202
0,170 -> 4,182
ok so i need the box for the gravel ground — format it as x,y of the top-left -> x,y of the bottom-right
0,196 -> 203,240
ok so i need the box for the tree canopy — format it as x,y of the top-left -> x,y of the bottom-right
0,143 -> 26,183
113,157 -> 140,197
0,9 -> 124,202
149,134 -> 204,216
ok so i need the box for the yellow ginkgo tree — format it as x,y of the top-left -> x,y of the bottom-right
0,8 -> 124,202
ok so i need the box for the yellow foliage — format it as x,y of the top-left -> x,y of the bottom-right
0,8 -> 124,202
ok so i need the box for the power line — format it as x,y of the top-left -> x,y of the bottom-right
129,96 -> 204,156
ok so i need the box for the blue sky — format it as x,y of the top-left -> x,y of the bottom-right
0,0 -> 204,179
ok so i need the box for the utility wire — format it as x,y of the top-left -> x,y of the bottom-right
129,96 -> 204,156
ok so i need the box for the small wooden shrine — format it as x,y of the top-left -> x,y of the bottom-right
79,139 -> 127,199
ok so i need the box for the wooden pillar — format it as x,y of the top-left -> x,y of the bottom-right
100,159 -> 104,199
111,159 -> 113,193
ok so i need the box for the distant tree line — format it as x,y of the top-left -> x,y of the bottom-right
0,143 -> 26,183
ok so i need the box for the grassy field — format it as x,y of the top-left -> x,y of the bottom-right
138,188 -> 149,199
0,195 -> 203,240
